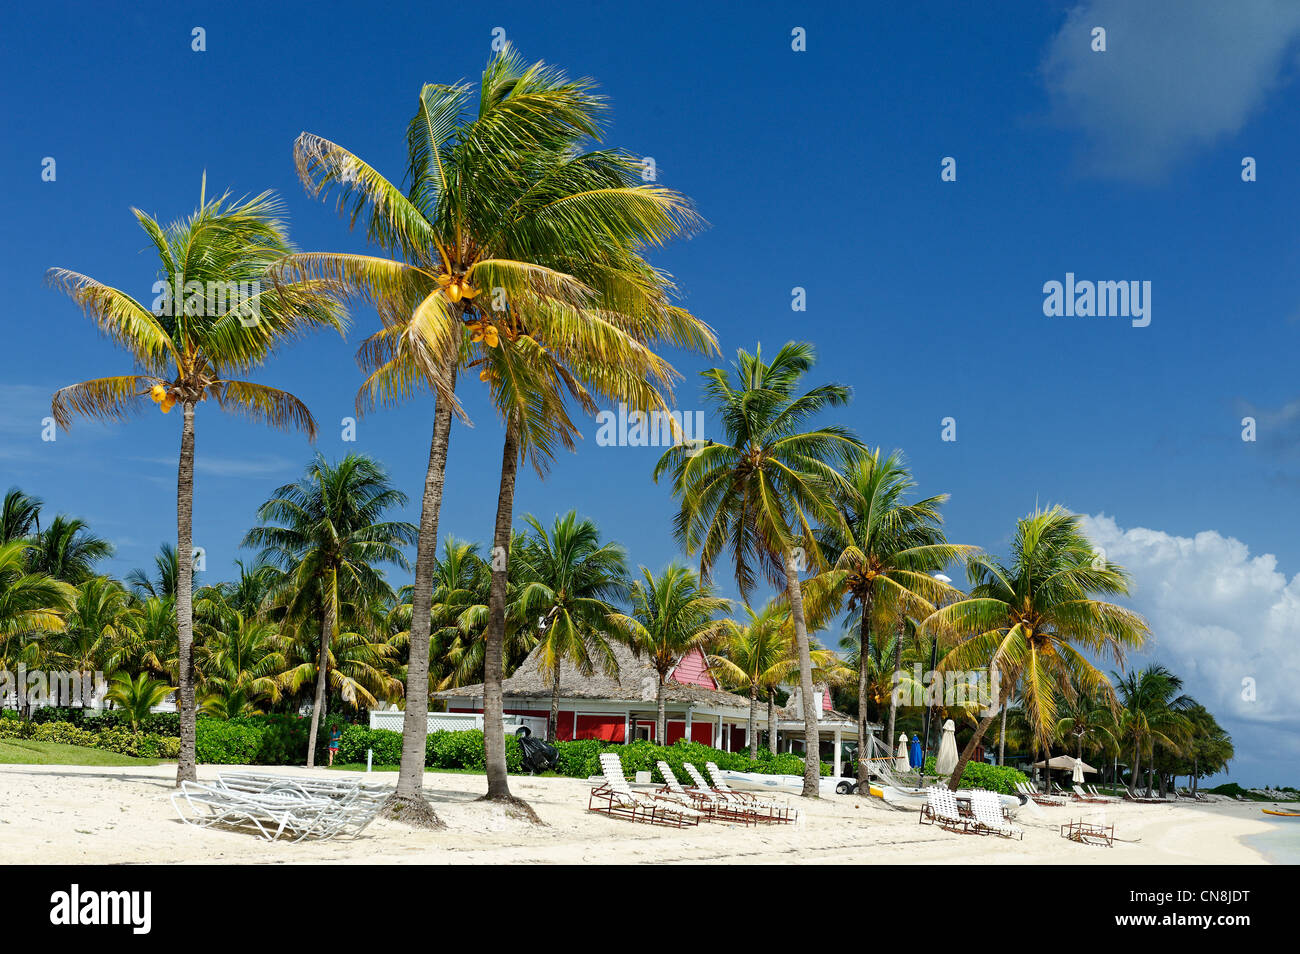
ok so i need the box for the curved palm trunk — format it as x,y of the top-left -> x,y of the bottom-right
748,687 -> 759,759
174,403 -> 197,786
767,689 -> 778,755
305,566 -> 337,769
782,548 -> 821,798
548,662 -> 562,743
998,706 -> 1007,765
855,591 -> 873,793
391,375 -> 455,814
947,678 -> 1012,792
884,617 -> 903,760
483,418 -> 519,802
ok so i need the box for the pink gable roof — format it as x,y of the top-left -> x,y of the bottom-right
670,646 -> 718,690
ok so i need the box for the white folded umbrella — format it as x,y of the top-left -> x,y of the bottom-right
935,719 -> 958,776
894,733 -> 910,772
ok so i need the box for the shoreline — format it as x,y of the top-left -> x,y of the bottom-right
0,763 -> 1278,865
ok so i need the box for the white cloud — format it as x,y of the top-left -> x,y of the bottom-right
1082,514 -> 1300,776
1042,0 -> 1300,180
132,455 -> 296,479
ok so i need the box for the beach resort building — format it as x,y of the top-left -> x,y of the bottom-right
435,642 -> 873,769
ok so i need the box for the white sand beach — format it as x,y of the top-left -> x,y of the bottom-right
0,763 -> 1278,865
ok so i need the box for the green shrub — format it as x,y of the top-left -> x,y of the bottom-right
922,755 -> 1026,794
0,717 -> 177,758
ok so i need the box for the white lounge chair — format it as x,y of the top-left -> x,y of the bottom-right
1085,784 -> 1120,803
919,786 -> 976,834
215,771 -> 388,835
1017,781 -> 1066,806
657,761 -> 759,825
172,781 -> 356,842
702,762 -> 798,823
588,753 -> 700,827
971,790 -> 1024,839
1072,784 -> 1110,804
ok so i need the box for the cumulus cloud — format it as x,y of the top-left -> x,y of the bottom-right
1082,514 -> 1300,778
1042,0 -> 1300,180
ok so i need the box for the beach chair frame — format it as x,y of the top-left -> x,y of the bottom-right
1060,818 -> 1114,847
970,790 -> 1024,839
918,786 -> 977,834
700,762 -> 798,824
1016,781 -> 1067,806
655,761 -> 758,826
588,754 -> 700,828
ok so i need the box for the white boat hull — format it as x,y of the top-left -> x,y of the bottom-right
720,770 -> 855,797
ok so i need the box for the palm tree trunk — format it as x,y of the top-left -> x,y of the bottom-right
782,547 -> 821,799
548,662 -> 561,743
305,566 -> 336,769
855,592 -> 873,793
884,617 -> 903,759
947,679 -> 1011,792
767,689 -> 777,755
1131,743 -> 1141,791
998,705 -> 1007,765
656,676 -> 667,744
748,687 -> 759,759
174,402 -> 197,786
483,417 -> 519,802
390,374 -> 455,818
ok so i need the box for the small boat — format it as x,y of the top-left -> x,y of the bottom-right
719,770 -> 857,796
1261,808 -> 1300,817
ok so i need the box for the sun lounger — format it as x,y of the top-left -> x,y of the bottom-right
919,786 -> 977,834
1017,781 -> 1066,806
698,762 -> 798,823
1123,784 -> 1167,804
970,790 -> 1024,839
1085,784 -> 1119,803
1060,818 -> 1114,847
214,771 -> 388,835
1071,784 -> 1110,804
172,780 -> 364,842
588,754 -> 700,827
656,761 -> 761,825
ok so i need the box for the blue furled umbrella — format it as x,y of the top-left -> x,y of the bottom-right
908,734 -> 923,769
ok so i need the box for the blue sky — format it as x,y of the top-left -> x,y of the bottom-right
3,0 -> 1299,785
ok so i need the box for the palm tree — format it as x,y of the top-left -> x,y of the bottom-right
708,599 -> 842,758
655,342 -> 861,797
514,512 -> 629,741
1,489 -> 43,544
27,516 -> 113,584
815,448 -> 969,792
196,612 -> 286,717
56,576 -> 137,675
610,565 -> 731,744
104,672 -> 173,732
243,454 -> 416,766
127,544 -> 184,600
280,48 -> 712,816
1114,664 -> 1192,794
929,506 -> 1150,791
47,180 -> 345,784
0,540 -> 73,677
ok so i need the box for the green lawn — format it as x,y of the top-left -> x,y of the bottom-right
0,739 -> 163,767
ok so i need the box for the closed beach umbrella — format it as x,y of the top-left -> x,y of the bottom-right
909,733 -> 923,769
935,719 -> 958,776
1072,758 -> 1085,784
895,733 -> 909,772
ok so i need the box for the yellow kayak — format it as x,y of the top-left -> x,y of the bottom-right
1261,809 -> 1300,817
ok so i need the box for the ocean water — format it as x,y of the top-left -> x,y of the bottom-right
1245,815 -> 1300,863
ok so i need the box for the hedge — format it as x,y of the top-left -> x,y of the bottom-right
922,755 -> 1027,794
0,717 -> 179,759
336,726 -> 828,780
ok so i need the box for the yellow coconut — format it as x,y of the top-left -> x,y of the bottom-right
149,384 -> 167,403
160,396 -> 176,414
437,273 -> 451,287
479,369 -> 491,382
448,284 -> 463,302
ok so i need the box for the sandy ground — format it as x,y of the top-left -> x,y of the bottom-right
0,763 -> 1278,864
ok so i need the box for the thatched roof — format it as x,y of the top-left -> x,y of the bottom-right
436,640 -> 753,712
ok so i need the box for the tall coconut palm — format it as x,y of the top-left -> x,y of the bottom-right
929,506 -> 1150,791
1114,664 -> 1192,795
195,612 -> 286,716
47,181 -> 345,784
127,544 -> 184,600
280,47 -> 711,816
56,576 -> 137,675
513,512 -> 629,741
815,448 -> 970,792
708,599 -> 842,758
243,454 -> 416,766
609,565 -> 731,744
655,342 -> 861,796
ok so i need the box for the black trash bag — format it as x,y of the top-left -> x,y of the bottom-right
516,725 -> 558,774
